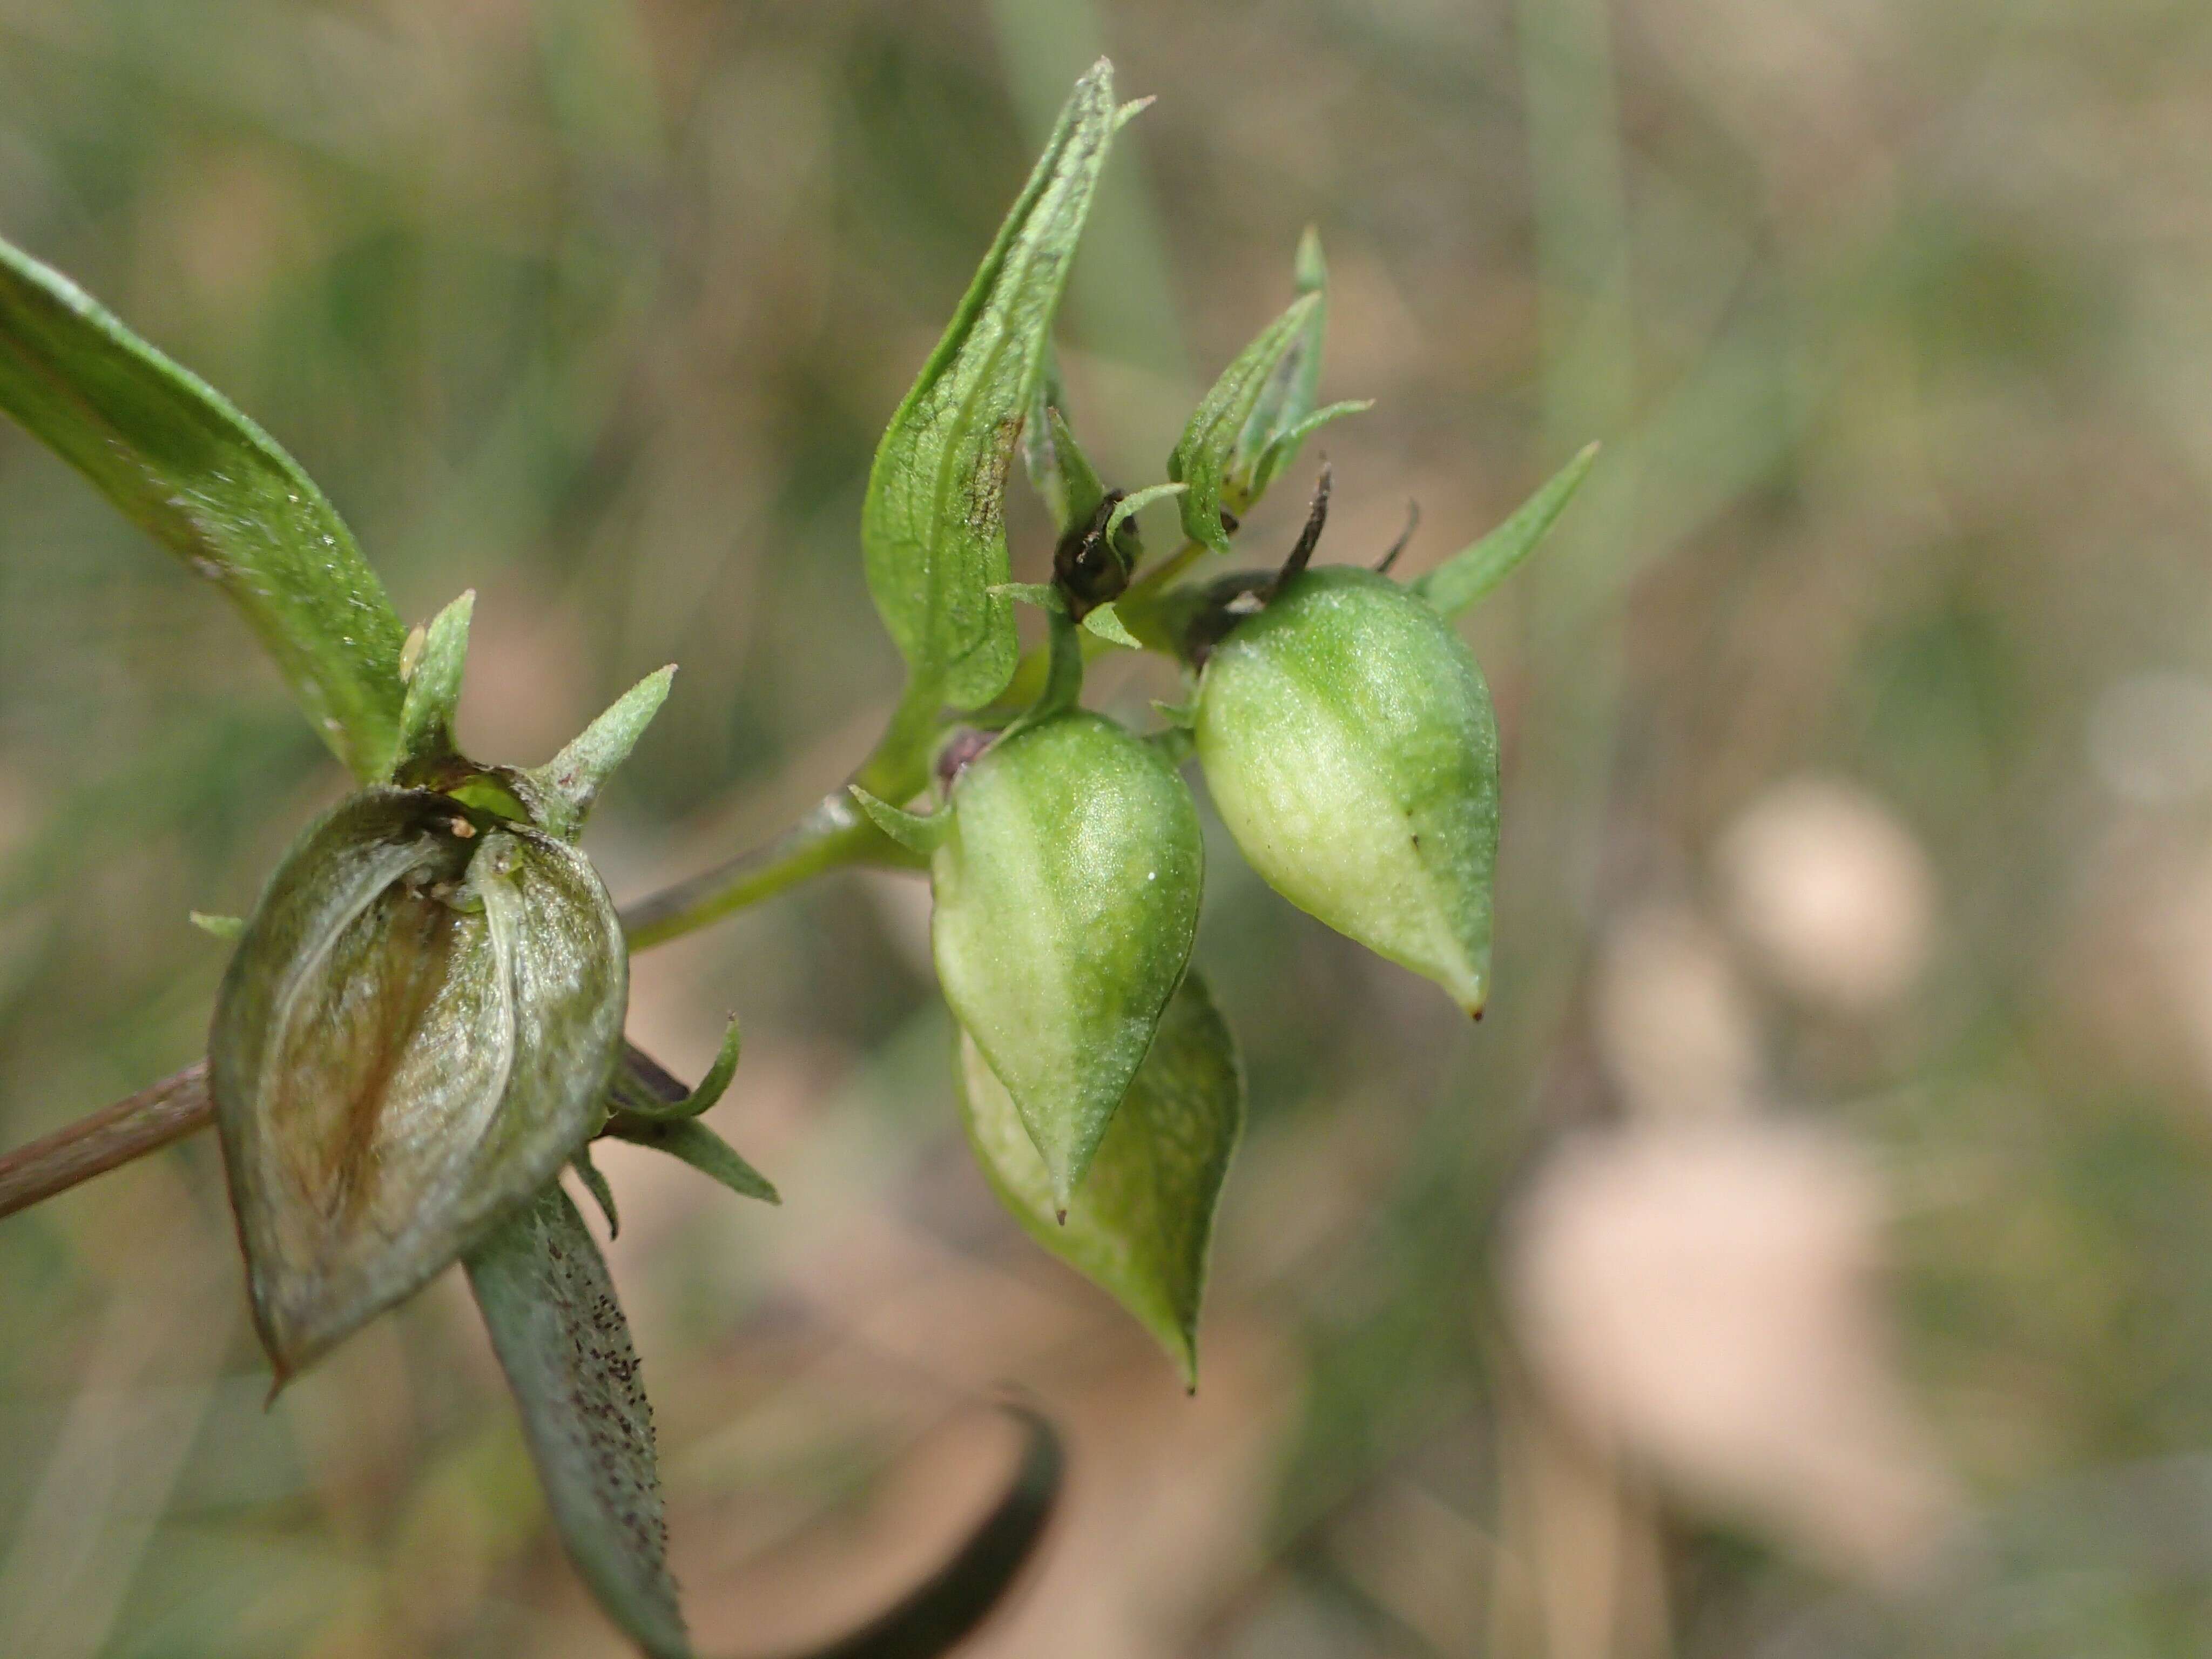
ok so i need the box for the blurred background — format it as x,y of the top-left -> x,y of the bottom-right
4,0 -> 2212,1653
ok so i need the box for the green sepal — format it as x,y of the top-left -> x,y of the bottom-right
1150,695 -> 1199,729
1253,400 -> 1371,493
1102,481 -> 1186,550
1168,291 -> 1320,555
0,234 -> 410,781
527,665 -> 677,839
1411,442 -> 1599,618
861,60 -> 1122,712
190,911 -> 245,941
394,590 -> 475,773
1021,358 -> 1108,538
605,1021 -> 741,1123
603,1116 -> 780,1207
1082,603 -> 1142,649
957,972 -> 1244,1388
210,788 -> 628,1379
849,787 -> 953,855
571,1144 -> 620,1237
464,1183 -> 690,1659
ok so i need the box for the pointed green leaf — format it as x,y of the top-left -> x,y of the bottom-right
1411,442 -> 1599,618
957,973 -> 1243,1387
1168,291 -> 1320,555
1233,227 -> 1333,502
190,911 -> 245,940
529,664 -> 677,839
862,60 -> 1121,711
606,1022 -> 741,1123
0,235 -> 408,780
464,1183 -> 689,1659
210,790 -> 627,1378
394,590 -> 474,773
604,1115 -> 780,1206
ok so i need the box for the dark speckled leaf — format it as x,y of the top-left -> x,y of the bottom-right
957,972 -> 1243,1388
465,1183 -> 689,1659
210,788 -> 626,1378
0,234 -> 408,781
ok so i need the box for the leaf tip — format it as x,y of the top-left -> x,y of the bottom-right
1294,224 -> 1326,293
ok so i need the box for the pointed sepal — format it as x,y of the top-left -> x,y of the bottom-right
604,1116 -> 780,1207
1082,603 -> 1142,649
529,665 -> 677,840
606,1021 -> 741,1123
849,786 -> 953,856
393,590 -> 474,773
1022,358 -> 1108,539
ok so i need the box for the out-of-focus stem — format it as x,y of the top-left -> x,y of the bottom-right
0,1062 -> 212,1220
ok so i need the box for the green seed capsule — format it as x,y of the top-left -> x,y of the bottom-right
932,712 -> 1204,1208
1194,566 -> 1499,1015
210,787 -> 626,1379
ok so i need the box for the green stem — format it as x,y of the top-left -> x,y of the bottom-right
619,791 -> 922,951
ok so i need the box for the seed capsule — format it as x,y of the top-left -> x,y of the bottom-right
1193,566 -> 1499,1015
210,787 -> 626,1378
931,712 -> 1204,1208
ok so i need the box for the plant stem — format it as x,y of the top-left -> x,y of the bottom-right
0,1062 -> 212,1220
619,790 -> 921,950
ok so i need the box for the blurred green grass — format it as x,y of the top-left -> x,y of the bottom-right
8,0 -> 2212,1653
